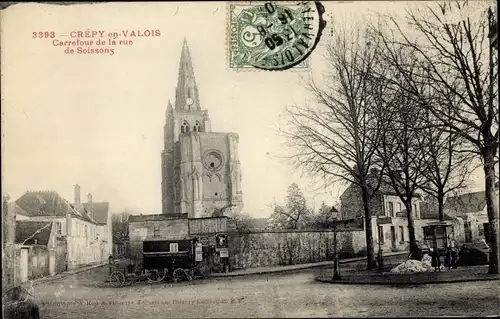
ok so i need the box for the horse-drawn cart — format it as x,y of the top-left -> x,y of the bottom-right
108,238 -> 207,287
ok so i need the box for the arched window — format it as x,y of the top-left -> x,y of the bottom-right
194,121 -> 203,132
181,121 -> 189,133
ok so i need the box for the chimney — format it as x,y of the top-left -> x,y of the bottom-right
74,184 -> 81,206
87,193 -> 92,204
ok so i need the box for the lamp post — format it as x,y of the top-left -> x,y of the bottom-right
330,206 -> 341,280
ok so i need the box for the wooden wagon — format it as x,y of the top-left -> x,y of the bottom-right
108,238 -> 207,287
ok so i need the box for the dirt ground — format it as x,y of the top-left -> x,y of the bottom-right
32,258 -> 500,318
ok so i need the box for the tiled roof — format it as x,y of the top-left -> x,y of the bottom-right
7,202 -> 29,217
15,221 -> 52,245
83,202 -> 109,224
444,191 -> 487,216
14,190 -> 98,224
15,191 -> 78,218
420,202 -> 454,220
342,176 -> 423,199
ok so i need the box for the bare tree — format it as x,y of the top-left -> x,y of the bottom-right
415,108 -> 474,221
112,211 -> 131,239
232,211 -> 255,234
372,1 -> 499,273
373,55 -> 428,250
270,183 -> 312,230
279,27 -> 390,269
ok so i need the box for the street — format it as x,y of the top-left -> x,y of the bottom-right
31,259 -> 500,318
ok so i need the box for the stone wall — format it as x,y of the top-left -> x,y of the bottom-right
29,245 -> 50,279
228,230 -> 366,270
55,237 -> 67,273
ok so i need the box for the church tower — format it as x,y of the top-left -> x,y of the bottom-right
161,39 -> 243,218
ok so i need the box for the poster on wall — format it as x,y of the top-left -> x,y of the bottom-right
216,234 -> 228,248
199,236 -> 209,246
195,244 -> 203,262
219,248 -> 229,258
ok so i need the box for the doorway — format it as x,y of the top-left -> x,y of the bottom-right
390,226 -> 396,249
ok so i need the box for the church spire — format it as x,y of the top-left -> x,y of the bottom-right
166,99 -> 173,117
175,38 -> 200,111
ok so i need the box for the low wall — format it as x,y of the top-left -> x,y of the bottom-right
228,230 -> 366,270
55,237 -> 67,273
29,245 -> 50,279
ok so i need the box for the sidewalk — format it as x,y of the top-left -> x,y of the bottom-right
29,260 -> 119,286
316,265 -> 500,285
210,251 -> 407,278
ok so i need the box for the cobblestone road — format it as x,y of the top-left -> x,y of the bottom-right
32,259 -> 499,318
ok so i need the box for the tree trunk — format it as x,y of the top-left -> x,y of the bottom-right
437,190 -> 445,222
405,198 -> 416,246
483,149 -> 499,274
361,185 -> 377,270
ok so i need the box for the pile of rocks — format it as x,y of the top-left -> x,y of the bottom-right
390,254 -> 443,273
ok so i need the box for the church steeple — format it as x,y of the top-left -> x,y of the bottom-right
175,38 -> 200,111
164,99 -> 174,150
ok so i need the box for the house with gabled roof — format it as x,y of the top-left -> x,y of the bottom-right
14,184 -> 112,270
444,183 -> 499,244
340,174 -> 424,252
340,172 -> 464,253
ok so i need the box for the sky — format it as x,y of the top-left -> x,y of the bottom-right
1,1 -> 493,217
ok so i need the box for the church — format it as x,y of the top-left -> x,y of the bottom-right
161,39 -> 243,218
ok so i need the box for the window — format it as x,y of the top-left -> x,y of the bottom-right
153,226 -> 160,238
181,121 -> 189,133
387,202 -> 394,217
194,121 -> 203,132
399,226 -> 404,242
397,203 -> 402,213
56,222 -> 62,235
378,226 -> 384,243
169,243 -> 179,252
85,225 -> 88,238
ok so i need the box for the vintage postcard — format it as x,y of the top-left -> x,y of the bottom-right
1,1 -> 499,318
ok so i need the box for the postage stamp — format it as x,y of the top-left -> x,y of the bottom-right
227,1 -> 326,71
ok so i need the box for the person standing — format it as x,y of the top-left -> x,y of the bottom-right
431,246 -> 441,272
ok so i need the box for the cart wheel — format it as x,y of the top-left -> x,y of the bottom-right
173,268 -> 189,282
147,269 -> 167,283
109,271 -> 125,287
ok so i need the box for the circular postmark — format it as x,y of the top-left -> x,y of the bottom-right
229,1 -> 326,70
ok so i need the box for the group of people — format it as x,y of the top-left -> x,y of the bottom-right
431,245 -> 458,272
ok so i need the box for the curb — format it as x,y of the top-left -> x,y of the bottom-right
210,252 -> 408,278
30,262 -> 109,286
315,275 -> 500,285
